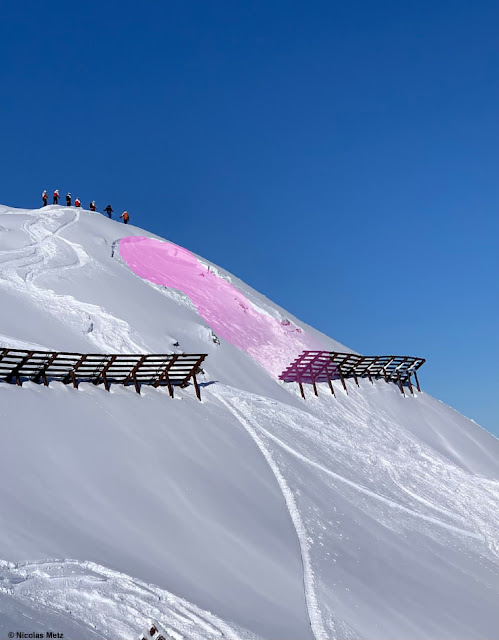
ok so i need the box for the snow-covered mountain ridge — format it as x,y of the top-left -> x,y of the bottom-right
0,204 -> 498,640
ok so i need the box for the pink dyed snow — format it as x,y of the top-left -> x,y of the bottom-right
120,236 -> 324,377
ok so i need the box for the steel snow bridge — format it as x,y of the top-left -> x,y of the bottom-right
279,351 -> 425,399
0,348 -> 207,400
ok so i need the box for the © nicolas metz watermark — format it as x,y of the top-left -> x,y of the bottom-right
6,633 -> 63,639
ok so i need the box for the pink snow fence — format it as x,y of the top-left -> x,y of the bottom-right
119,236 -> 324,377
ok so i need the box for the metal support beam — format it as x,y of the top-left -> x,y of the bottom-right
406,373 -> 414,395
414,369 -> 421,392
64,354 -> 88,388
132,373 -> 140,394
5,351 -> 34,384
34,352 -> 59,386
192,374 -> 201,401
338,369 -> 348,394
153,355 -> 179,389
123,355 -> 148,386
94,355 -> 117,390
396,372 -> 405,395
178,355 -> 206,400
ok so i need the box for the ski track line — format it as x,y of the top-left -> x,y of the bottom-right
278,388 -> 483,530
0,209 -> 147,354
384,464 -> 484,528
274,383 -> 498,534
210,389 -> 328,640
3,559 -> 245,640
233,397 -> 484,542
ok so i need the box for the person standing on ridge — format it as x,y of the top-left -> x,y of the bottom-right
104,204 -> 113,218
89,201 -> 96,211
120,210 -> 129,224
74,197 -> 81,207
53,189 -> 60,205
66,192 -> 72,206
42,190 -> 48,206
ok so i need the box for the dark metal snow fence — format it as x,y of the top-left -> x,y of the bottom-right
0,348 -> 207,400
279,350 -> 425,399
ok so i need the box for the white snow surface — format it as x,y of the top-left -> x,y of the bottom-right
0,205 -> 498,640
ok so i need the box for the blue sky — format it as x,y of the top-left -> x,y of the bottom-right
1,0 -> 497,434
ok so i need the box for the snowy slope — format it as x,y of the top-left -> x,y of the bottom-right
0,204 -> 498,640
0,559 -> 260,640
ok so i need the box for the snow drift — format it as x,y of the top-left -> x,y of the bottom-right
0,204 -> 498,640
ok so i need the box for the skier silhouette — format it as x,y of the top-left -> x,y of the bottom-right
120,211 -> 130,224
53,189 -> 60,205
74,197 -> 81,207
66,193 -> 72,206
42,190 -> 48,207
104,205 -> 113,219
89,201 -> 96,211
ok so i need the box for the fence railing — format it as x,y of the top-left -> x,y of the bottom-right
279,350 -> 425,399
0,348 -> 207,400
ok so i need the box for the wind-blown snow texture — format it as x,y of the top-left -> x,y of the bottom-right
0,204 -> 498,640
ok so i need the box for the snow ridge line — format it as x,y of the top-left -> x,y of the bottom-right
210,389 -> 328,640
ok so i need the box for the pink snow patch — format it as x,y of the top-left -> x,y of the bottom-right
120,236 -> 324,377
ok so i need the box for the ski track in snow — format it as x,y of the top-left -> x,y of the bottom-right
208,382 -> 499,640
0,209 -> 147,353
210,389 -> 328,640
0,559 -> 259,640
245,413 -> 482,540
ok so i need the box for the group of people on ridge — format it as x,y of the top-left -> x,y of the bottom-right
42,190 -> 130,224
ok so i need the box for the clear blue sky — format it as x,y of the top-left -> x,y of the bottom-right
1,1 -> 497,434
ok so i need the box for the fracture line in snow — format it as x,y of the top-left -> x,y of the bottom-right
0,209 -> 148,354
210,390 -> 328,640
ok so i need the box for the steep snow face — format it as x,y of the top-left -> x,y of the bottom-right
1,205 -> 499,640
119,236 -> 325,376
